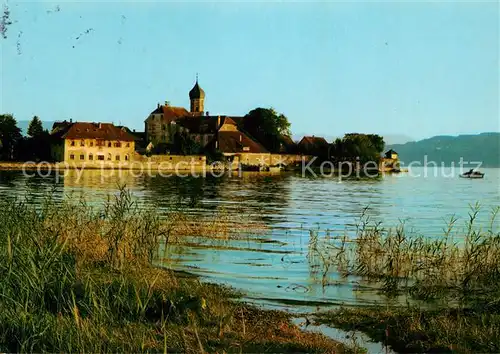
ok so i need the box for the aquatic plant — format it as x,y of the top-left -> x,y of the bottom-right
309,204 -> 500,305
0,188 -> 346,352
311,205 -> 500,353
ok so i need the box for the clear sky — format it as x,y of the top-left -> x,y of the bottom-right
1,1 -> 498,141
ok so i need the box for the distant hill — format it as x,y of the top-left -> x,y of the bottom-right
17,120 -> 55,136
382,134 -> 415,145
386,132 -> 500,167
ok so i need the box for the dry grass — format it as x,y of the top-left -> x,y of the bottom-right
311,204 -> 500,353
0,188 -> 348,353
308,204 -> 500,303
316,306 -> 500,353
166,207 -> 267,241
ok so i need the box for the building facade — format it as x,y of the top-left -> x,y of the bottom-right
297,136 -> 330,157
144,80 -> 270,164
51,122 -> 135,163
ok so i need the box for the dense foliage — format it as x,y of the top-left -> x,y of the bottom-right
330,133 -> 385,163
27,116 -> 44,138
0,114 -> 23,160
0,114 -> 52,161
243,108 -> 291,153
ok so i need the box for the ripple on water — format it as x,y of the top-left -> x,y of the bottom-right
0,168 -> 499,312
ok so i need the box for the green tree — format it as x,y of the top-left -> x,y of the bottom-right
27,115 -> 44,138
0,114 -> 22,160
171,131 -> 202,155
331,133 -> 385,164
243,108 -> 291,153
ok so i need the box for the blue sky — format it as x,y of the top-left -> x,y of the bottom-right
1,1 -> 498,141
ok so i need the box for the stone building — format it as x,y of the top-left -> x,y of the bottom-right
380,149 -> 400,172
145,104 -> 190,145
144,79 -> 269,163
50,121 -> 135,163
297,136 -> 330,157
384,149 -> 398,160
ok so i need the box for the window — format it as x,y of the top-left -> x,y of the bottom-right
80,140 -> 85,147
107,154 -> 112,160
97,155 -> 104,161
125,155 -> 129,161
126,143 -> 130,147
108,142 -> 112,147
80,154 -> 85,160
70,140 -> 75,146
114,142 -> 121,148
90,141 -> 94,147
89,154 -> 93,161
70,154 -> 75,160
116,155 -> 120,161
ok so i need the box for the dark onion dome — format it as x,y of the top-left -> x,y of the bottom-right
189,81 -> 205,99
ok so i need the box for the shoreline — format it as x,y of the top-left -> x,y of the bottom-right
0,161 -> 405,174
0,192 -> 352,353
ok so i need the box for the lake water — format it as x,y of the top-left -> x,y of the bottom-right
0,167 -> 498,313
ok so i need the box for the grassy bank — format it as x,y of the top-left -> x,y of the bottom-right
316,306 -> 500,353
310,205 -> 500,353
0,190 -> 347,353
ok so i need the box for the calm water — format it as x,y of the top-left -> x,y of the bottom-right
0,167 -> 498,312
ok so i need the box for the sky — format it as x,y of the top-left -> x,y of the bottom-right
1,0 -> 498,141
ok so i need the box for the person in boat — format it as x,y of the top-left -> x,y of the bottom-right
465,169 -> 474,175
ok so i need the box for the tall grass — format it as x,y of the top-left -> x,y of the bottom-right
309,204 -> 500,306
0,188 -> 345,353
310,205 -> 500,352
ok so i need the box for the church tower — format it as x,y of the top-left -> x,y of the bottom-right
189,76 -> 205,115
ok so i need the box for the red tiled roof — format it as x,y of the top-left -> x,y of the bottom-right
298,136 -> 330,155
147,105 -> 191,123
51,121 -> 73,138
215,131 -> 268,154
280,135 -> 295,146
61,122 -> 135,141
299,136 -> 329,146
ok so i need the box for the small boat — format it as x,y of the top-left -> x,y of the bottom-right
460,170 -> 485,179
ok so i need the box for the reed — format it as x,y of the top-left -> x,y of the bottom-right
310,204 -> 500,352
309,204 -> 500,305
0,188 -> 346,353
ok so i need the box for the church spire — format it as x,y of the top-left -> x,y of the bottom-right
189,75 -> 205,114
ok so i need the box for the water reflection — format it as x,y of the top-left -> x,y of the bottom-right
0,168 -> 498,311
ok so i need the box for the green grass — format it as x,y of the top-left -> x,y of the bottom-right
0,188 -> 348,353
309,204 -> 500,353
316,307 -> 500,353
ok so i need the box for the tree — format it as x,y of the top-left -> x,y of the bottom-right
243,108 -> 291,153
0,114 -> 22,160
27,116 -> 44,138
171,131 -> 202,155
331,133 -> 385,164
